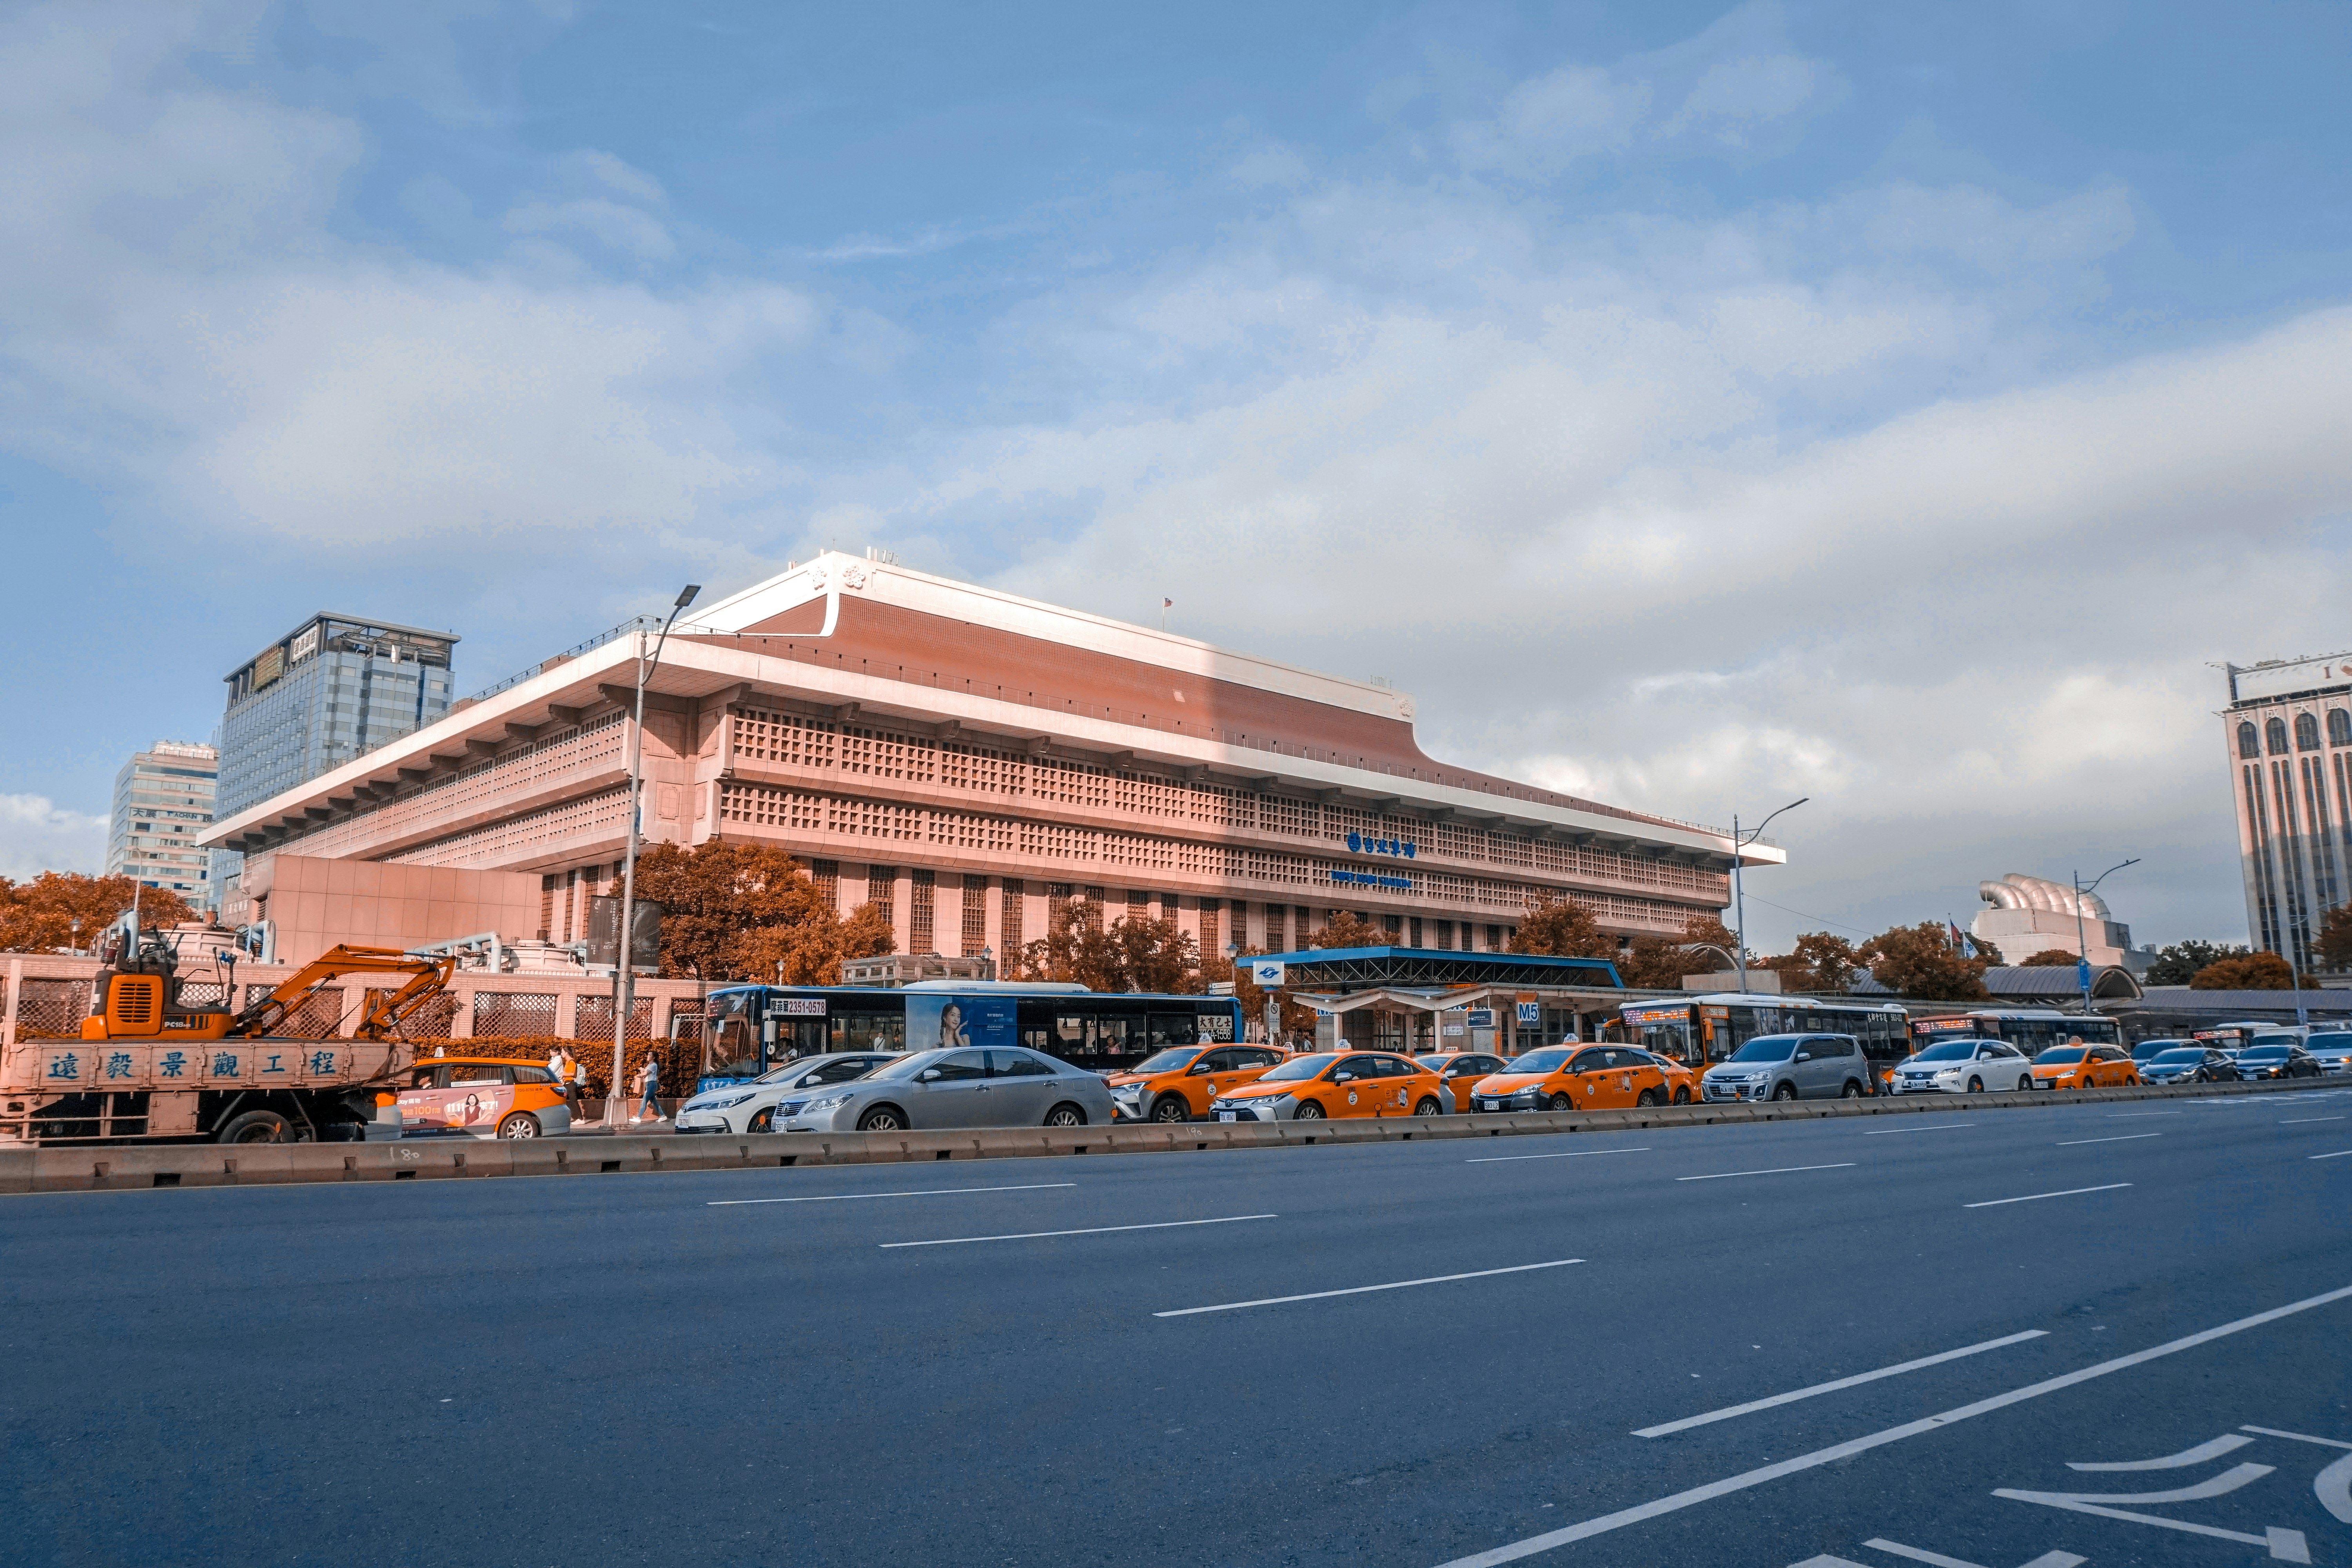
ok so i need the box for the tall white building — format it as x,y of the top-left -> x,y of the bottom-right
2223,652 -> 2352,971
105,740 -> 220,910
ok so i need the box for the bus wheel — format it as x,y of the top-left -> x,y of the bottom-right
1151,1096 -> 1191,1123
217,1110 -> 291,1144
1414,1097 -> 1441,1116
1546,1093 -> 1573,1112
496,1113 -> 540,1140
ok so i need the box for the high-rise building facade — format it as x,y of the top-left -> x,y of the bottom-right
105,740 -> 220,909
218,614 -> 459,820
2223,652 -> 2352,971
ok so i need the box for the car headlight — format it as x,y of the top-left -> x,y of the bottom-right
705,1092 -> 757,1109
800,1093 -> 854,1114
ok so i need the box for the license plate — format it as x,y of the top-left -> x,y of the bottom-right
1217,1111 -> 1236,1122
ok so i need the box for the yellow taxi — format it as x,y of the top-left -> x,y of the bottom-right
1467,1044 -> 1672,1114
390,1056 -> 572,1138
1412,1051 -> 1510,1113
1207,1051 -> 1446,1122
2029,1042 -> 2140,1091
1634,1050 -> 1701,1105
1107,1043 -> 1285,1123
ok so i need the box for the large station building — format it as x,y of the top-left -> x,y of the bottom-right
201,554 -> 1773,968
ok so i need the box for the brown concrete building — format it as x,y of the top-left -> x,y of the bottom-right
201,553 -> 1777,968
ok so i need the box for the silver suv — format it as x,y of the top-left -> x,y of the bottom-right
1700,1033 -> 1871,1102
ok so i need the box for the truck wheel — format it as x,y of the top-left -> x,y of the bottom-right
496,1113 -> 540,1140
218,1110 -> 291,1144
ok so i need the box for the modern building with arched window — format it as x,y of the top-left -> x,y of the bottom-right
2225,653 -> 2352,973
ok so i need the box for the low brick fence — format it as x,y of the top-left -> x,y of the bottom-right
0,1076 -> 2335,1196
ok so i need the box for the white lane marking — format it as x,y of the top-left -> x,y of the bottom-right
1992,1495 -> 2303,1559
2069,1433 -> 2254,1470
1676,1162 -> 1857,1182
1964,1183 -> 2133,1209
1862,1539 -> 2084,1568
707,1182 -> 1076,1206
2055,1133 -> 2161,1146
2109,1112 -> 2181,1117
1634,1330 -> 2049,1437
1424,1281 -> 2352,1568
1467,1147 -> 1650,1164
1156,1258 -> 1583,1318
2244,1423 -> 2352,1450
881,1213 -> 1275,1249
2312,1150 -> 2352,1160
2282,1116 -> 2348,1124
2011,1461 -> 2275,1504
1861,1123 -> 1975,1135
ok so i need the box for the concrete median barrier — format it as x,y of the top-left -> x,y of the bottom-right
0,1074 -> 2334,1194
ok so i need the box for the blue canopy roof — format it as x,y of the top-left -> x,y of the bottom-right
1253,946 -> 1623,991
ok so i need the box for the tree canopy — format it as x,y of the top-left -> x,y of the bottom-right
1857,921 -> 1992,1000
631,841 -> 893,983
1508,897 -> 1612,959
1305,911 -> 1387,951
2313,906 -> 2352,972
1014,900 -> 1200,992
1759,932 -> 1860,994
2144,939 -> 2246,986
2189,951 -> 2296,990
2019,948 -> 2081,967
1614,913 -> 1740,989
0,872 -> 198,953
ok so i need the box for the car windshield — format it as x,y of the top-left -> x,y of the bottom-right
2036,1047 -> 2088,1064
1729,1036 -> 1800,1062
1503,1047 -> 1573,1073
1912,1041 -> 1979,1063
1130,1047 -> 1203,1075
1256,1053 -> 1337,1082
2306,1034 -> 2352,1051
871,1053 -> 940,1080
2249,1035 -> 2299,1051
2153,1047 -> 2206,1063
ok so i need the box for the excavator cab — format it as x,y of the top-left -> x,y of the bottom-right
83,923 -> 234,1042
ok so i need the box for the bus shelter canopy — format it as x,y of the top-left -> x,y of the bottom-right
1254,947 -> 1624,991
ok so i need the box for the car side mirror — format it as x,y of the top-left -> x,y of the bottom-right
1190,1062 -> 1213,1074
1795,1053 -> 1812,1062
917,1069 -> 942,1083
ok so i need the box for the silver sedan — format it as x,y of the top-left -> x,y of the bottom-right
779,1045 -> 1116,1133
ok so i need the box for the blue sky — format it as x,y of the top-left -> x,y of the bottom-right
5,0 -> 2350,953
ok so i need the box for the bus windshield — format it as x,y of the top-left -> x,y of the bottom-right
1728,1036 -> 1799,1063
1503,1047 -> 1573,1073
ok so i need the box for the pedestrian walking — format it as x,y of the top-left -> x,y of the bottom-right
631,1051 -> 664,1124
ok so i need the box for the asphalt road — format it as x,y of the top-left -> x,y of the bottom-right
4,1087 -> 2350,1568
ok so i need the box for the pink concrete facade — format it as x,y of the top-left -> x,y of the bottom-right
240,855 -> 542,967
204,554 -> 1777,963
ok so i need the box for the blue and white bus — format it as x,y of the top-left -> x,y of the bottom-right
695,982 -> 1247,1091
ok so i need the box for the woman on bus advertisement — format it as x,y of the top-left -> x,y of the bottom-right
904,993 -> 1018,1055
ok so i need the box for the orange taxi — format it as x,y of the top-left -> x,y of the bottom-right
1413,1051 -> 1510,1113
1206,1051 -> 1446,1122
1466,1044 -> 1673,1114
391,1056 -> 572,1138
1633,1049 -> 1700,1105
1107,1043 -> 1285,1123
2029,1042 -> 2140,1091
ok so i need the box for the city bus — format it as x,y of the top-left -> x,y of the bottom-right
694,982 -> 1248,1091
1615,993 -> 1913,1079
1907,1009 -> 2120,1057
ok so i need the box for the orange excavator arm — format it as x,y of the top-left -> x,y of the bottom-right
230,945 -> 456,1041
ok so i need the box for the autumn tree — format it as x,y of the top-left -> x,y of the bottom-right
1759,932 -> 1860,994
1228,945 -> 1320,1043
2313,905 -> 2352,971
1615,913 -> 1742,989
0,872 -> 199,954
2190,951 -> 2297,990
1508,897 -> 1612,959
1306,911 -> 1388,951
2020,948 -> 2082,967
1856,922 -> 1991,1000
1015,901 -> 1200,992
632,841 -> 893,983
2144,939 -> 2245,985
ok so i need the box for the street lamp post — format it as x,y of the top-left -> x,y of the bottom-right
1731,799 -> 1808,994
2071,858 -> 2139,1016
608,584 -> 701,1126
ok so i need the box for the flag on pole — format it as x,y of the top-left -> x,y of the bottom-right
1163,598 -> 1173,609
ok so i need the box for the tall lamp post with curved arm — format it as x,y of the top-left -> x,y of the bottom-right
608,583 -> 701,1126
1732,799 -> 1808,995
2072,858 -> 2138,1017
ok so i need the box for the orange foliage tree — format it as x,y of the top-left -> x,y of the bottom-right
0,872 -> 199,953
632,841 -> 893,983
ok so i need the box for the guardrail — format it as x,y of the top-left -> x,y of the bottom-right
0,1077 -> 2334,1196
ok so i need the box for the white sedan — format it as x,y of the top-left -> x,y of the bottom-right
673,1053 -> 897,1134
1887,1039 -> 2035,1095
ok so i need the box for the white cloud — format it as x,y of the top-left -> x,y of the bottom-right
0,796 -> 108,880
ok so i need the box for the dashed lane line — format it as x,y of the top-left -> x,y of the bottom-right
882,1213 -> 1276,1249
1467,1147 -> 1650,1164
1964,1183 -> 2133,1209
1156,1258 -> 1583,1318
707,1182 -> 1077,1206
1634,1329 -> 2049,1437
2312,1150 -> 2352,1161
1676,1163 -> 1857,1182
1425,1281 -> 2352,1568
2282,1116 -> 2347,1125
2055,1133 -> 2161,1147
1861,1123 -> 1975,1136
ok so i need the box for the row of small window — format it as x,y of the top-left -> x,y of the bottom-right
2238,710 -> 2352,758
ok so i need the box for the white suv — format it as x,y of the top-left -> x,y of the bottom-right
1889,1038 -> 2034,1095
